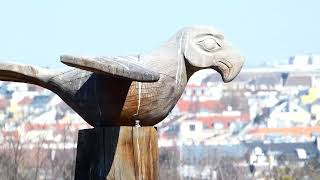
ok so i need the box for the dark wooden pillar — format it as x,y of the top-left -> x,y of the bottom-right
75,126 -> 158,180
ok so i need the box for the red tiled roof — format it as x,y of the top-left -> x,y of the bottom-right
176,99 -> 224,113
249,126 -> 320,137
197,114 -> 250,128
1,130 -> 19,140
0,99 -> 8,109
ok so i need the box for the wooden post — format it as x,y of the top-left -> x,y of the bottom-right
75,126 -> 158,180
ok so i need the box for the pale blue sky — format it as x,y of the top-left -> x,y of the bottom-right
0,0 -> 319,68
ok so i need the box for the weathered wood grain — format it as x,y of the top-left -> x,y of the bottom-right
75,126 -> 158,180
107,126 -> 158,180
60,55 -> 160,82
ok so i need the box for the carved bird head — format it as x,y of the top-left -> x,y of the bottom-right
178,26 -> 244,82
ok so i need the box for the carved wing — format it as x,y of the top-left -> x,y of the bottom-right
60,55 -> 160,82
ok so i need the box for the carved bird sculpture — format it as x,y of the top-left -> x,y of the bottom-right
0,26 -> 244,126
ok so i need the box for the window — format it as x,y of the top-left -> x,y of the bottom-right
189,124 -> 195,131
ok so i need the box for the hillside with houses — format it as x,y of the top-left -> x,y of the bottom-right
1,54 -> 320,179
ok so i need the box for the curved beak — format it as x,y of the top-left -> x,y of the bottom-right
213,56 -> 244,83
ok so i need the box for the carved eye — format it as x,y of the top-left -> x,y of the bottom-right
198,38 -> 221,52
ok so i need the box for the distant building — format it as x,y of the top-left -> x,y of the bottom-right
0,97 -> 9,123
245,141 -> 320,168
268,99 -> 311,128
289,54 -> 320,66
285,75 -> 312,87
